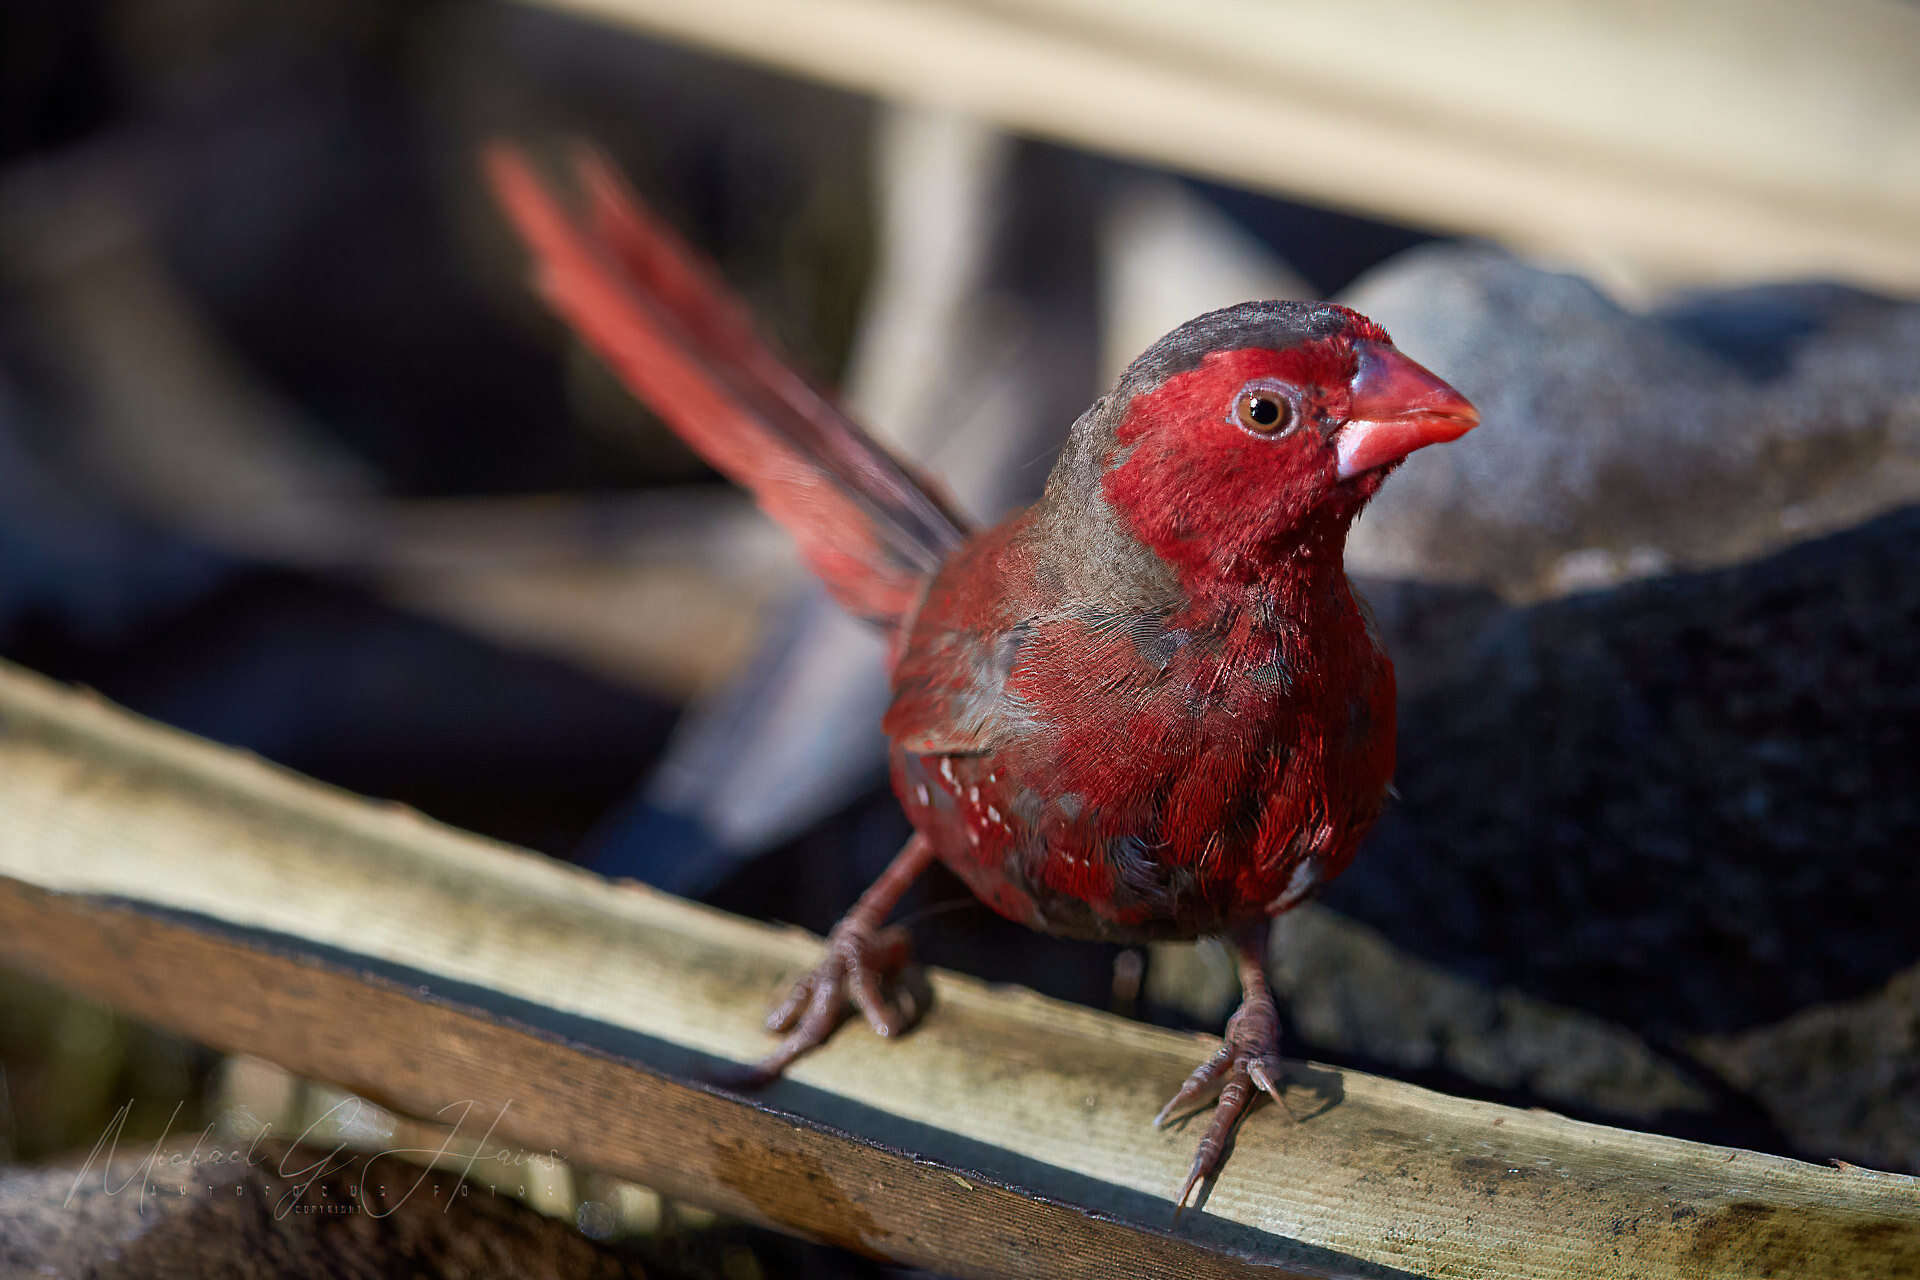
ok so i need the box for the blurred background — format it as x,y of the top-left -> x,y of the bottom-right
1,0 -> 1915,1274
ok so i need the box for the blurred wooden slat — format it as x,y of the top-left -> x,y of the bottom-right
527,0 -> 1920,291
315,490 -> 797,699
0,658 -> 1916,1279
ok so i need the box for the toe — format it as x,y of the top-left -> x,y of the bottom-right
754,921 -> 928,1078
860,1001 -> 909,1038
755,970 -> 847,1076
764,975 -> 817,1033
1175,1071 -> 1255,1208
1155,1042 -> 1234,1126
852,973 -> 911,1038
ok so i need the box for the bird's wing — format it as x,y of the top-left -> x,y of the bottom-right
884,619 -> 1036,757
485,144 -> 972,628
884,604 -> 1193,758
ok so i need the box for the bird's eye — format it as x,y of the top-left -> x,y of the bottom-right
1232,387 -> 1294,435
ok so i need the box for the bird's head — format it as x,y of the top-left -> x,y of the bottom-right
1075,301 -> 1477,600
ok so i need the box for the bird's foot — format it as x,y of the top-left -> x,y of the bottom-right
1155,987 -> 1285,1210
748,918 -> 921,1082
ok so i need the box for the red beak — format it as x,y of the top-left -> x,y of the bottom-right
1336,342 -> 1478,479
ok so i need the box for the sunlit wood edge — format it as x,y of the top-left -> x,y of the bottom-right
523,0 -> 1920,292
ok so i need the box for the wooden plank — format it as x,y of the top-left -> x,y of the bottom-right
0,882 -> 1305,1280
0,658 -> 1914,1279
521,0 -> 1920,292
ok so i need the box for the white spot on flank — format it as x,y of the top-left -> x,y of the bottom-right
969,786 -> 980,803
1267,860 -> 1321,913
940,759 -> 955,783
915,784 -> 930,804
969,829 -> 981,846
986,806 -> 1000,823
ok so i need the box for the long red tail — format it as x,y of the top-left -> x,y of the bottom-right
484,144 -> 970,628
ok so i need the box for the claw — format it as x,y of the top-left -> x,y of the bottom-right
1163,943 -> 1286,1211
1177,1153 -> 1210,1213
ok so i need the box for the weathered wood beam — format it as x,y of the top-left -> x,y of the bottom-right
522,0 -> 1920,292
0,659 -> 1914,1278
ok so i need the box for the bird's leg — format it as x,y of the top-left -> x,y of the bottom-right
750,833 -> 937,1081
1156,920 -> 1284,1209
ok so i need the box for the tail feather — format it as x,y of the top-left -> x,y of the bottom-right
484,144 -> 970,628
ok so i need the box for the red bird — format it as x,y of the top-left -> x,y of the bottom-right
487,146 -> 1478,1205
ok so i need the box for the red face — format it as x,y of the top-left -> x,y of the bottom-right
1100,311 -> 1475,599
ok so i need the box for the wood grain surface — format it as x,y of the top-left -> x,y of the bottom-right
1,659 -> 1915,1279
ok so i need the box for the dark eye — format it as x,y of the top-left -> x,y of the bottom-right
1232,387 -> 1294,435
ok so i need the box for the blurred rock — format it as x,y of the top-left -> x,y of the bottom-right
1320,503 -> 1919,1168
1692,963 -> 1920,1174
1270,905 -> 1711,1121
0,1141 -> 647,1280
1342,246 -> 1920,598
1,1135 -> 898,1279
1149,906 -> 1712,1130
1143,939 -> 1240,1026
1655,281 -> 1913,381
